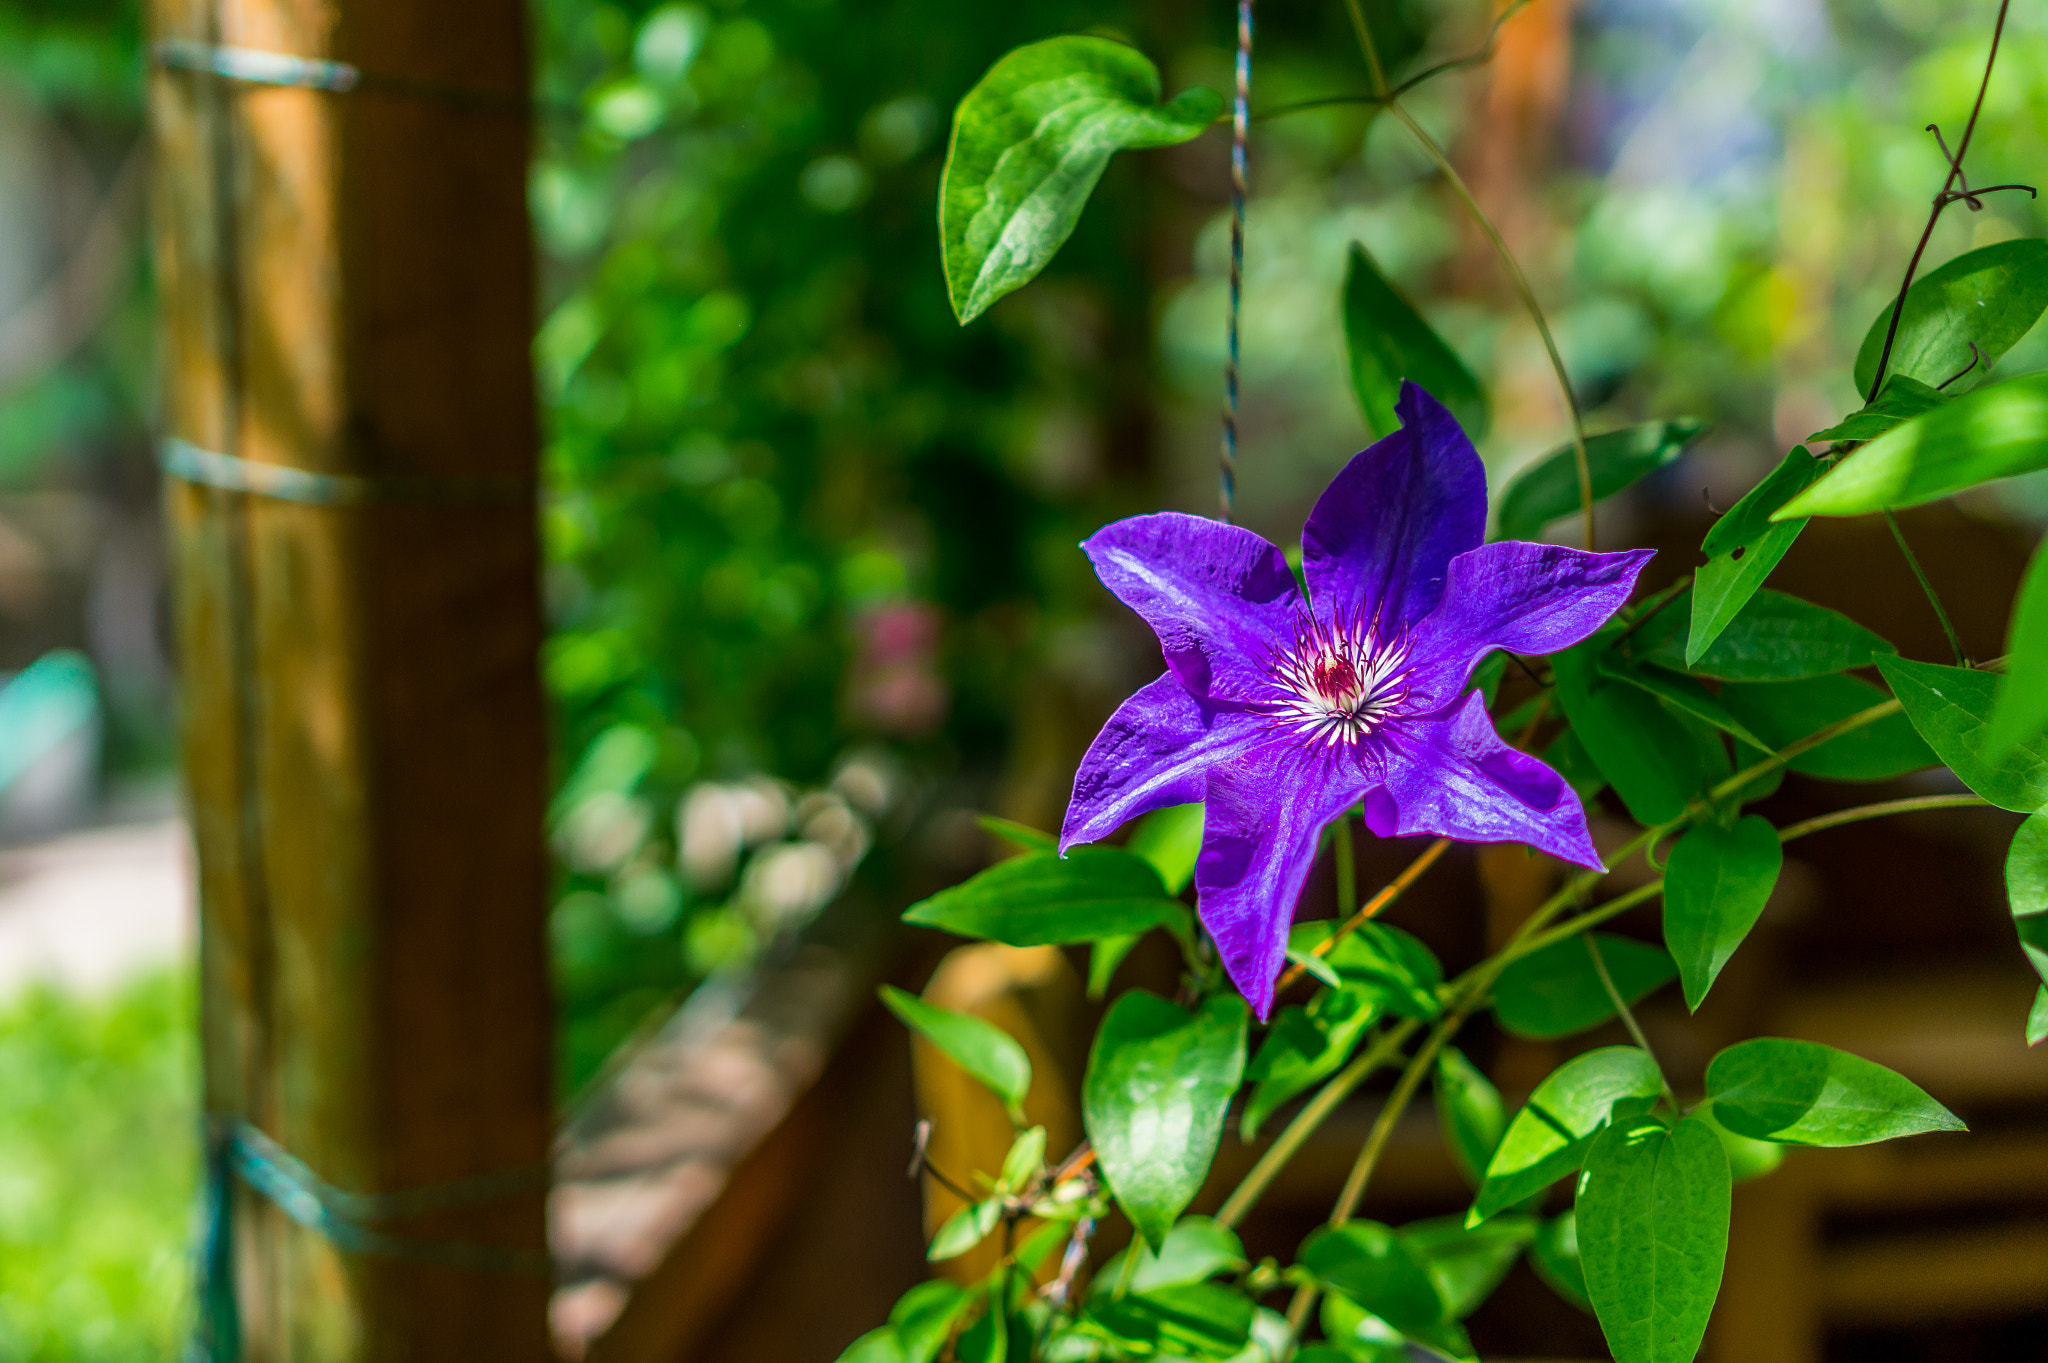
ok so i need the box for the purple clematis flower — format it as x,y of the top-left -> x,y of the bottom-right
1061,384 -> 1653,1018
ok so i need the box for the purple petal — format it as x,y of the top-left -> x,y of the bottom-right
1196,742 -> 1370,1019
1361,691 -> 1601,870
1404,542 -> 1655,711
1084,513 -> 1298,705
1302,383 -> 1486,633
1061,674 -> 1269,851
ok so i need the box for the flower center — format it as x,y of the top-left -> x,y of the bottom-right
1267,609 -> 1411,747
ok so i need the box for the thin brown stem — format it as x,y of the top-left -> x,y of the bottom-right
1274,837 -> 1451,993
1867,0 -> 2013,400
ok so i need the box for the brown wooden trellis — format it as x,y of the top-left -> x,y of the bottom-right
148,0 -> 553,1355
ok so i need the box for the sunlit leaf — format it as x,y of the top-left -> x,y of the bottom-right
1988,542 -> 2048,758
1470,1046 -> 1664,1222
1495,419 -> 1705,543
1663,817 -> 1782,1011
1875,655 -> 2048,812
1578,1115 -> 1729,1363
941,36 -> 1220,323
928,1195 -> 1003,1261
1084,991 -> 1247,1249
1097,1217 -> 1247,1293
1492,933 -> 1678,1040
1294,920 -> 1443,1019
1087,1282 -> 1255,1359
1781,371 -> 2048,517
1851,238 -> 2048,398
1128,801 -> 1204,894
890,1281 -> 971,1363
2030,986 -> 2048,1047
880,985 -> 1032,1122
1705,1037 -> 1964,1145
1344,242 -> 1487,439
904,847 -> 1187,945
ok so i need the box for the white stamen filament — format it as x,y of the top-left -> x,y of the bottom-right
1266,608 -> 1411,747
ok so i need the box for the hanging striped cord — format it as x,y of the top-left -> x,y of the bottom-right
1220,0 -> 1252,523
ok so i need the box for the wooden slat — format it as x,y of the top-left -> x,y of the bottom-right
148,0 -> 551,1356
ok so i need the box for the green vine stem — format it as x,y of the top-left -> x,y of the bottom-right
1583,934 -> 1678,1108
1883,510 -> 1969,666
1342,0 -> 1596,550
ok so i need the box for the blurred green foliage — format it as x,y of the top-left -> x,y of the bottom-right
0,972 -> 196,1360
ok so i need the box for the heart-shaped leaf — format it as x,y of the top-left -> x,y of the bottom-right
941,36 -> 1220,323
1579,1115 -> 1730,1363
1084,991 -> 1247,1249
1344,241 -> 1488,440
1851,238 -> 2048,398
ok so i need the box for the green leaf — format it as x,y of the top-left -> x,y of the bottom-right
1296,921 -> 1444,1019
1552,642 -> 1701,825
1692,1103 -> 1786,1184
1662,817 -> 1782,1011
1084,991 -> 1248,1249
1319,1295 -> 1473,1363
1343,242 -> 1487,439
1807,375 -> 1947,445
2009,812 -> 2048,989
891,1281 -> 971,1363
1579,1115 -> 1730,1363
1128,801 -> 1204,894
880,985 -> 1032,1123
1528,1211 -> 1591,1313
1780,371 -> 2048,518
928,1195 -> 1003,1261
1241,983 -> 1384,1139
1403,1214 -> 1537,1319
1300,1221 -> 1447,1338
1875,655 -> 2048,812
1596,654 -> 1770,751
1543,727 -> 1607,800
1705,1037 -> 1965,1145
1470,1046 -> 1665,1222
1099,1216 -> 1247,1292
904,847 -> 1186,946
1087,1283 -> 1255,1360
2030,986 -> 2048,1047
978,814 -> 1056,853
940,36 -> 1220,324
1690,447 -> 1829,663
1988,542 -> 2048,758
835,1328 -> 907,1363
955,1274 -> 1031,1363
1492,933 -> 1678,1040
1851,238 -> 2048,398
1719,673 -> 1935,781
1087,932 -> 1141,1000
996,1125 -> 1046,1195
1434,1048 -> 1507,1187
1627,588 -> 1895,682
1495,419 -> 1706,542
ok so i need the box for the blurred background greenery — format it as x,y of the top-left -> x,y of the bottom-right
1,0 -> 2045,1354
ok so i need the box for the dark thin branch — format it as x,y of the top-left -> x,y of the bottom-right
1256,0 -> 1533,121
1867,0 -> 2013,401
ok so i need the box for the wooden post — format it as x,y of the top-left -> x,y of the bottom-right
149,0 -> 552,1357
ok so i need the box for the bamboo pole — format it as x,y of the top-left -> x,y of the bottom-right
149,0 -> 552,1356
